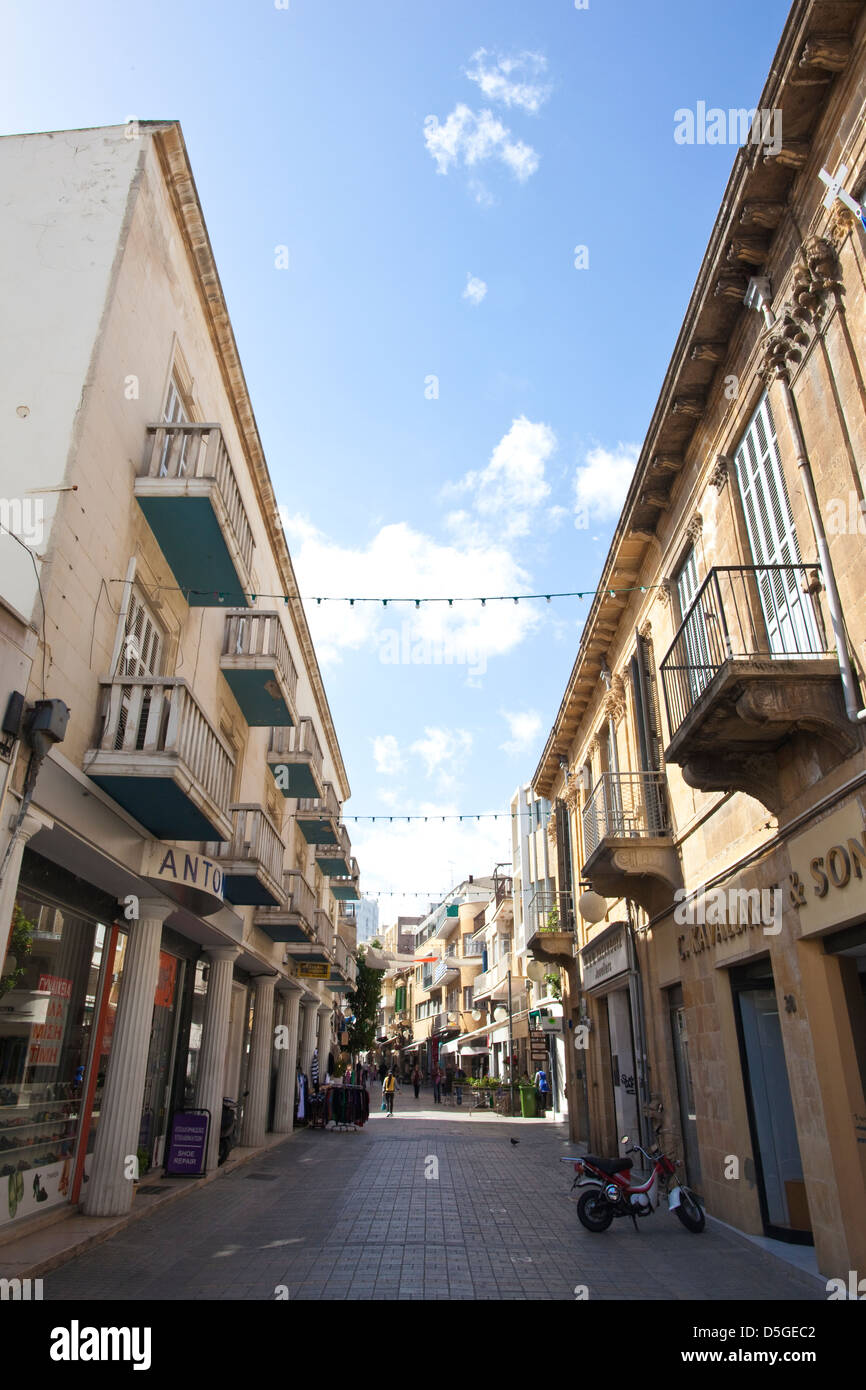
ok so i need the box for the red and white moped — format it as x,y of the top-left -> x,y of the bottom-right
563,1132 -> 705,1234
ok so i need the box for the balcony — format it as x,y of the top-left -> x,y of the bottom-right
220,612 -> 298,727
313,825 -> 352,877
472,956 -> 512,1003
581,771 -> 681,917
330,857 -> 361,903
326,935 -> 358,992
267,718 -> 324,799
337,912 -> 357,951
296,783 -> 341,845
135,424 -> 254,605
432,1011 -> 460,1036
526,890 -> 575,966
86,677 -> 233,840
432,956 -> 459,987
660,566 -> 853,810
206,804 -> 285,906
254,870 -> 316,943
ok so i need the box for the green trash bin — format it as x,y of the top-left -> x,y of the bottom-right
519,1084 -> 538,1118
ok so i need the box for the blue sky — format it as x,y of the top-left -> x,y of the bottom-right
3,0 -> 792,920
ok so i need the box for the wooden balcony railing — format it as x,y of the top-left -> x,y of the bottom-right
299,782 -> 341,823
208,804 -> 285,885
268,718 -> 323,775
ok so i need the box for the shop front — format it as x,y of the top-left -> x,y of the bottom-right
0,849 -> 127,1229
580,920 -> 647,1153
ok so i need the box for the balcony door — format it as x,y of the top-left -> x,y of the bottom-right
733,394 -> 819,655
113,586 -> 165,751
674,547 -> 715,707
630,635 -> 666,835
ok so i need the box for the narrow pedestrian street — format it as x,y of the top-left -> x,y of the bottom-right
44,1088 -> 822,1302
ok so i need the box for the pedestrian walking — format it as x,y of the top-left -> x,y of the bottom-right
411,1064 -> 421,1099
454,1063 -> 466,1105
382,1069 -> 397,1116
533,1066 -> 551,1112
432,1066 -> 442,1104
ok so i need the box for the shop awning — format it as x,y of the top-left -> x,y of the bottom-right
440,1039 -> 489,1055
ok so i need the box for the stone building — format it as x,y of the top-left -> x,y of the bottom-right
533,0 -> 866,1279
0,121 -> 359,1232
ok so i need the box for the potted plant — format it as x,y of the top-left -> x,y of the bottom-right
0,904 -> 34,997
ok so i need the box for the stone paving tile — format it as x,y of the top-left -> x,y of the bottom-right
42,1093 -> 825,1302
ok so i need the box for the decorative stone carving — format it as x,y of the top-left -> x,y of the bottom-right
672,395 -> 706,419
715,270 -> 749,300
763,142 -> 809,170
686,512 -> 703,543
801,235 -> 843,304
828,202 -> 856,249
739,201 -> 786,230
650,453 -> 682,473
690,342 -> 726,364
603,675 -> 626,724
641,486 -> 671,511
563,778 -> 580,811
656,579 -> 672,608
546,813 -> 557,847
758,310 -> 808,384
639,619 -> 652,640
727,235 -> 770,268
710,455 -> 732,492
682,752 -> 780,811
800,36 -> 852,71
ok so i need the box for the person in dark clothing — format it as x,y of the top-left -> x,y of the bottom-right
411,1064 -> 421,1099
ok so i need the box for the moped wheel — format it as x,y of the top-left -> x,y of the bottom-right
577,1188 -> 613,1232
675,1188 -> 705,1233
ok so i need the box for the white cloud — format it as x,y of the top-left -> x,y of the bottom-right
278,510 -> 541,678
574,442 -> 640,523
349,807 -> 511,926
463,273 -> 487,306
465,49 -> 551,115
372,734 -> 403,776
499,709 -> 543,757
410,727 -> 472,780
445,416 -> 557,540
424,104 -> 539,182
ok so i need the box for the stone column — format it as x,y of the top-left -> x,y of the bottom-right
273,984 -> 302,1133
316,1004 -> 332,1080
194,945 -> 240,1172
83,898 -> 173,1217
0,808 -> 53,967
240,973 -> 277,1148
299,997 -> 319,1077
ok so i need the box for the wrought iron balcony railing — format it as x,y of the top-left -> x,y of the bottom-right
581,771 -> 668,858
660,565 -> 830,740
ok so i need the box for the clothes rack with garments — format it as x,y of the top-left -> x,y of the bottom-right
320,1084 -> 369,1130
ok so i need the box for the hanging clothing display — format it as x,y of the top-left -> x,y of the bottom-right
311,1049 -> 319,1091
295,1072 -> 308,1123
319,1085 -> 369,1130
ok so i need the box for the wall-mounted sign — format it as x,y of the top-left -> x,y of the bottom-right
297,962 -> 329,979
788,804 -> 866,937
139,842 -> 225,918
580,922 -> 630,994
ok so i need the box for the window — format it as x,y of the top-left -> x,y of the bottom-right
158,371 -> 194,478
463,986 -> 473,1010
733,393 -> 819,655
118,587 -> 164,678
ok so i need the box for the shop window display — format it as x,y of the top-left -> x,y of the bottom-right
0,895 -> 120,1225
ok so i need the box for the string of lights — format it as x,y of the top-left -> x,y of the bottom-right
344,811 -> 542,823
108,578 -> 663,607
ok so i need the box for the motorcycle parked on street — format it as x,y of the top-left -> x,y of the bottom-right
218,1091 -> 248,1166
562,1132 -> 705,1234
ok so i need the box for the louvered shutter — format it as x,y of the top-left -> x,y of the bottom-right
115,589 -> 164,751
675,547 -> 715,706
733,394 -> 818,654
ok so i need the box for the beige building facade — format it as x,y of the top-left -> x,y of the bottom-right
533,0 -> 866,1280
0,122 -> 359,1233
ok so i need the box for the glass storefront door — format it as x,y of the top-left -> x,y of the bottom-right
732,962 -> 812,1242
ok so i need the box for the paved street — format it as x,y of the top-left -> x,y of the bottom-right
45,1089 -> 823,1301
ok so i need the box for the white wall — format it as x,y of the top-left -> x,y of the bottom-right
0,127 -> 143,623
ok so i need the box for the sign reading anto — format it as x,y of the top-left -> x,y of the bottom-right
139,842 -> 225,917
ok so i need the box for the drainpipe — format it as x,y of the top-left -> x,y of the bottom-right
745,277 -> 866,724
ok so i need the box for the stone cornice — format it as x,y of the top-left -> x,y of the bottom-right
150,123 -> 350,802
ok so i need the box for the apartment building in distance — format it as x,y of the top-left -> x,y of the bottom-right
0,121 -> 359,1234
532,0 -> 866,1280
